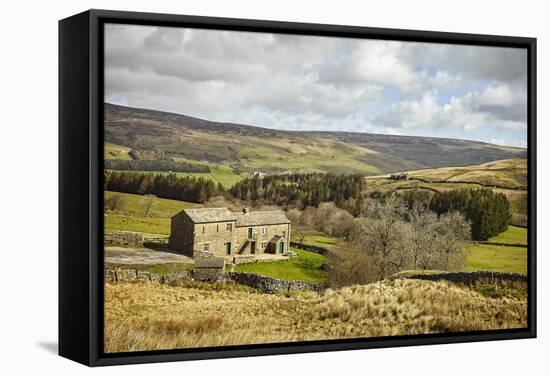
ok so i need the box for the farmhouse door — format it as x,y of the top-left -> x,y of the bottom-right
251,241 -> 256,254
279,242 -> 284,254
225,242 -> 231,255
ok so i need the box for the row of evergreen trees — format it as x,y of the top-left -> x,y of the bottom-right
104,159 -> 210,173
229,173 -> 364,208
429,189 -> 511,240
104,171 -> 221,203
103,169 -> 511,241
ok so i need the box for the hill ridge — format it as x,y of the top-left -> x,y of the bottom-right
104,103 -> 526,175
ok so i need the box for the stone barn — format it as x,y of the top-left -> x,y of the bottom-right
193,257 -> 225,282
170,207 -> 291,259
390,172 -> 409,180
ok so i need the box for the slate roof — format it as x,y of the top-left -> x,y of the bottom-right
183,208 -> 237,223
235,211 -> 290,226
269,234 -> 282,243
181,208 -> 290,226
194,257 -> 225,268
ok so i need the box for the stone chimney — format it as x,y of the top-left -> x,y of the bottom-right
243,208 -> 249,214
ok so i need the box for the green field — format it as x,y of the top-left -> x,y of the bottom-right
104,143 -> 132,160
105,214 -> 171,235
106,163 -> 245,189
465,244 -> 527,274
105,191 -> 195,217
488,225 -> 527,245
104,191 -> 195,235
199,164 -> 246,188
292,226 -> 527,276
233,248 -> 328,284
291,230 -> 339,248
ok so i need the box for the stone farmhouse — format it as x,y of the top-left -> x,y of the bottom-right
170,207 -> 291,258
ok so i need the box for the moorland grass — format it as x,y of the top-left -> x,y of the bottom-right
104,278 -> 527,352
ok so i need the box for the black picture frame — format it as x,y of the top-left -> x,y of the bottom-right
59,9 -> 537,367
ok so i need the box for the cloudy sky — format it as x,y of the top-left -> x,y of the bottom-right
105,24 -> 528,147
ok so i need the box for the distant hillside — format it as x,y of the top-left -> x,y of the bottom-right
104,103 -> 526,175
363,158 -> 528,226
366,158 -> 527,189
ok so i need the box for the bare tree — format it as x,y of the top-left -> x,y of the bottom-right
330,210 -> 354,239
285,208 -> 301,224
300,206 -> 317,228
350,196 -> 412,279
347,194 -> 471,281
432,211 -> 471,270
328,250 -> 378,288
407,202 -> 439,269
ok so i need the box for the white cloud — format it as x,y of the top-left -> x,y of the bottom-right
318,41 -> 462,94
375,84 -> 526,133
104,23 -> 527,146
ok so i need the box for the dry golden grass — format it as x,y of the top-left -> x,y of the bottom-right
104,279 -> 527,353
408,158 -> 527,188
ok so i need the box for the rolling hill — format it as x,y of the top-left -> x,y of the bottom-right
104,103 -> 525,176
363,158 -> 528,226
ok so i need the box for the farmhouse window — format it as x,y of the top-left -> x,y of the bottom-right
202,226 -> 205,234
226,223 -> 233,231
203,243 -> 210,252
225,242 -> 232,255
261,241 -> 267,249
262,227 -> 268,235
217,224 -> 219,232
282,231 -> 286,238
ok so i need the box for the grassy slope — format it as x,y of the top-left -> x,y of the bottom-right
463,225 -> 528,275
489,225 -> 527,245
104,191 -> 195,235
105,103 -> 525,176
104,279 -> 526,352
291,229 -> 339,248
233,248 -> 328,283
104,143 -> 132,160
364,158 -> 528,225
465,244 -> 527,274
105,215 -> 171,235
235,137 -> 382,175
407,158 -> 527,188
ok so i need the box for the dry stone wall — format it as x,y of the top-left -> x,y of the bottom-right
105,231 -> 144,246
105,268 -> 323,293
193,268 -> 224,282
290,241 -> 332,256
104,268 -> 191,284
403,271 -> 527,284
226,272 -> 322,293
